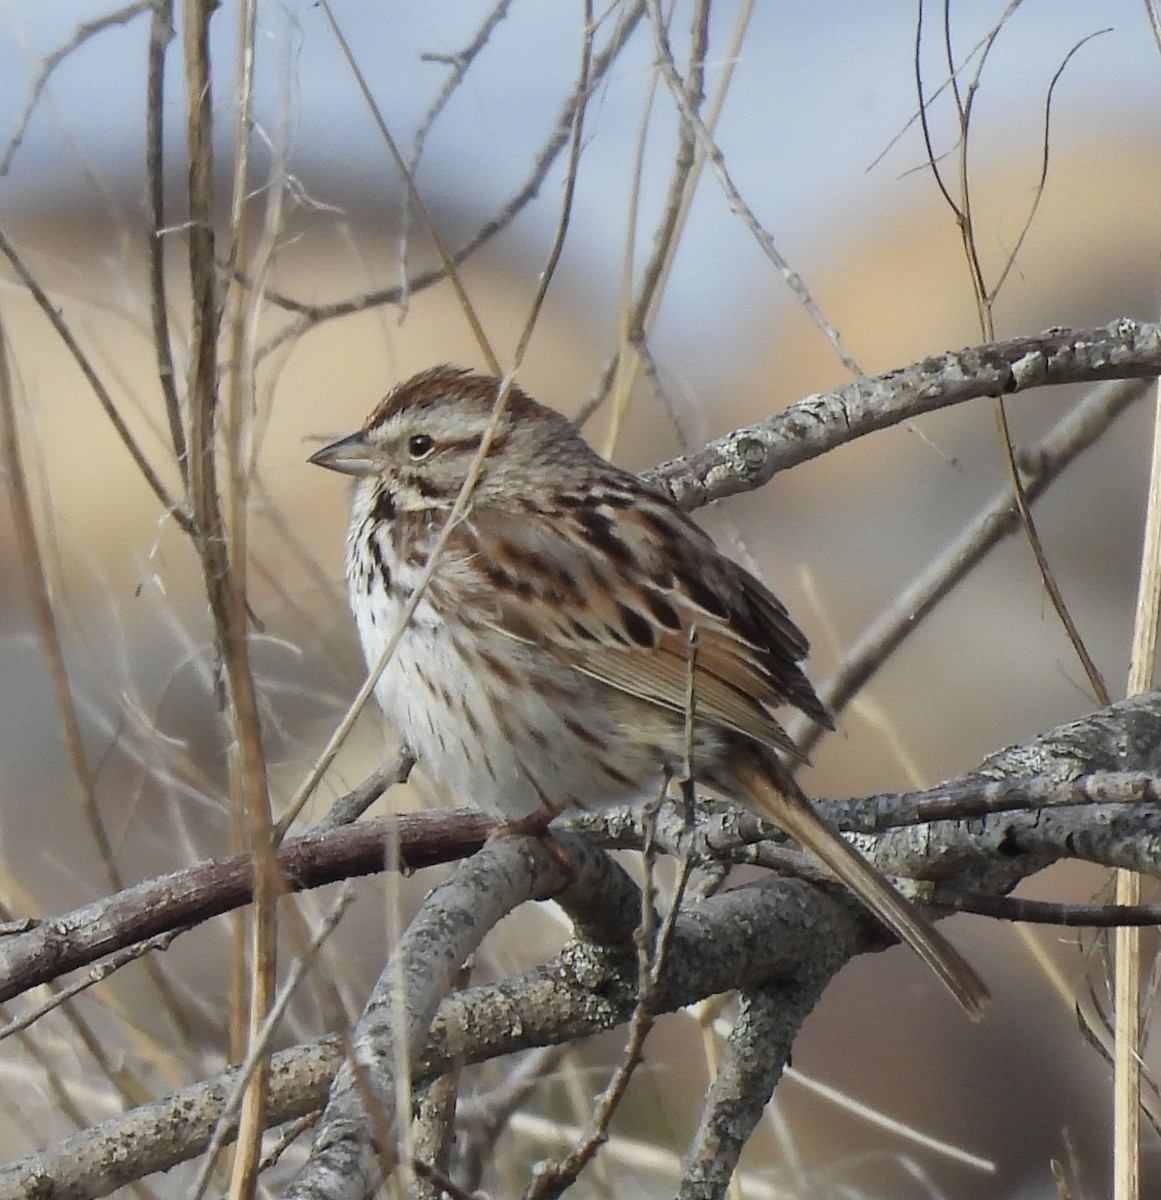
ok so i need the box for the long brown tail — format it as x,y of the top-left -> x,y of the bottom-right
735,760 -> 990,1021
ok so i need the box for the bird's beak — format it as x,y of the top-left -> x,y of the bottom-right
309,432 -> 381,477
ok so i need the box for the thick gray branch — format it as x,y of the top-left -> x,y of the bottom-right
677,971 -> 845,1200
645,320 -> 1161,509
7,695 -> 1161,1200
854,690 -> 1161,894
283,832 -> 627,1200
0,873 -> 860,1200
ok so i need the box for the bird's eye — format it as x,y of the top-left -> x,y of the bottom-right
407,433 -> 435,460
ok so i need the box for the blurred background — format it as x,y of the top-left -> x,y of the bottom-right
2,3 -> 1161,1196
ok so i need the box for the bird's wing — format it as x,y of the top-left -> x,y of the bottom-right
454,493 -> 829,757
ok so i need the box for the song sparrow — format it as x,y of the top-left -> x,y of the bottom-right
311,366 -> 988,1018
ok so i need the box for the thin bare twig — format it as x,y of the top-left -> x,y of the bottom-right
0,317 -> 172,1124
398,0 -> 515,314
598,0 -> 716,449
937,893 -> 1161,928
226,0 -> 285,1188
316,0 -> 498,374
0,1 -> 153,175
989,28 -> 1111,300
1147,0 -> 1161,54
179,4 -> 282,1195
915,2 -> 1110,705
867,0 -> 1024,174
642,0 -> 860,374
309,747 -> 416,833
253,2 -> 645,352
192,887 -> 357,1200
144,0 -> 185,486
795,378 -> 1144,755
0,324 -> 117,888
510,3 -> 594,366
834,770 -> 1161,832
452,1046 -> 570,1190
0,931 -> 179,1042
1112,352 -> 1161,1200
781,1063 -> 995,1173
0,226 -> 192,532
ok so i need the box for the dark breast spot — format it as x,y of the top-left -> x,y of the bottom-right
412,662 -> 436,696
461,704 -> 482,737
480,750 -> 500,782
561,713 -> 602,747
368,537 -> 392,591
